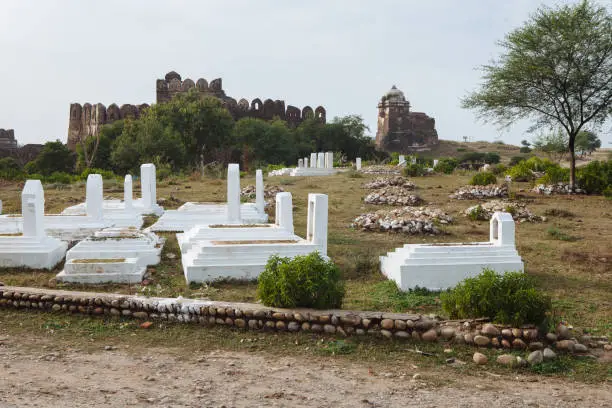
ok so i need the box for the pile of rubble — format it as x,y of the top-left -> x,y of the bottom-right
464,200 -> 545,223
364,187 -> 424,206
532,183 -> 586,195
351,206 -> 453,235
241,185 -> 285,207
362,176 -> 415,190
449,184 -> 509,200
358,165 -> 401,175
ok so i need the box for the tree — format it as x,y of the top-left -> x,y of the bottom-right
462,1 -> 612,189
25,140 -> 75,174
532,128 -> 569,162
575,130 -> 601,156
77,120 -> 124,171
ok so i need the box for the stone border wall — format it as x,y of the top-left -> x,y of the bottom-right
0,286 -> 608,353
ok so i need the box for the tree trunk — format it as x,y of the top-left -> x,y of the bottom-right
568,132 -> 576,190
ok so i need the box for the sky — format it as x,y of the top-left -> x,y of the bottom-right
0,0 -> 609,147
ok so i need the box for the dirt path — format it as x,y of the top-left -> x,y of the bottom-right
0,334 -> 610,407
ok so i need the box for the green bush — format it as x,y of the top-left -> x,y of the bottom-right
519,146 -> 532,153
257,252 -> 345,309
440,269 -> 551,325
434,158 -> 458,174
456,147 -> 467,152
489,164 -> 507,176
79,168 -> 118,181
536,166 -> 569,185
403,163 -> 426,177
469,172 -> 497,186
603,186 -> 612,199
507,160 -> 534,181
509,156 -> 527,166
576,160 -> 611,194
483,152 -> 501,164
467,205 -> 488,221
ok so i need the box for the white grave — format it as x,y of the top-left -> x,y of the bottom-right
310,153 -> 317,168
178,193 -> 329,283
298,159 -> 304,168
398,155 -> 405,165
56,228 -> 164,284
433,159 -> 439,168
325,152 -> 334,169
61,163 -> 164,217
0,180 -> 67,269
304,157 -> 309,168
149,164 -> 268,232
356,158 -> 362,170
380,212 -> 524,291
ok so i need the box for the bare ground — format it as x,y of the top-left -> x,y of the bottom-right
0,333 -> 610,408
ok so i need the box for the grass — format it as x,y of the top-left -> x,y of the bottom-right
547,226 -> 580,242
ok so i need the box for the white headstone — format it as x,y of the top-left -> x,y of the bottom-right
298,158 -> 304,168
304,158 -> 309,168
317,153 -> 325,168
86,174 -> 103,220
356,158 -> 362,170
433,159 -> 439,168
22,180 -> 45,238
124,175 -> 133,211
275,192 -> 294,233
255,169 -> 264,214
0,199 -> 2,215
141,163 -> 157,211
411,156 -> 417,164
399,155 -> 405,164
325,152 -> 334,169
490,212 -> 515,247
306,193 -> 328,256
310,153 -> 317,168
227,163 -> 241,223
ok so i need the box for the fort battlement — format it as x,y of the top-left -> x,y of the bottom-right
67,71 -> 326,151
0,129 -> 18,149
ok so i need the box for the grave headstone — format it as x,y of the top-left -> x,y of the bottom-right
124,175 -> 133,211
0,199 -> 2,215
399,155 -> 405,164
298,158 -> 304,168
255,169 -> 264,214
433,159 -> 439,168
141,163 -> 157,212
227,163 -> 241,223
325,152 -> 334,169
22,180 -> 45,238
306,193 -> 328,256
310,153 -> 317,168
356,157 -> 362,170
85,174 -> 103,221
317,152 -> 325,168
411,156 -> 417,164
275,192 -> 294,233
304,157 -> 309,168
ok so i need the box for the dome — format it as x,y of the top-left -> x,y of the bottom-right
164,71 -> 182,82
385,85 -> 406,102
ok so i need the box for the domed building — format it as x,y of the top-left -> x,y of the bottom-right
375,85 -> 438,152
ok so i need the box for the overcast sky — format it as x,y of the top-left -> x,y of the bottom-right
0,0 -> 609,147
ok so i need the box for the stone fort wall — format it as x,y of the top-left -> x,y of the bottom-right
67,71 -> 326,151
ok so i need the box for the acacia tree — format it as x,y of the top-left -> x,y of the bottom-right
462,1 -> 611,189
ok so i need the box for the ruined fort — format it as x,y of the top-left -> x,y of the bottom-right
375,86 -> 438,153
67,71 -> 326,151
0,129 -> 43,165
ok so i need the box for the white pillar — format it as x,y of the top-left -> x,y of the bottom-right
356,158 -> 362,170
255,169 -> 264,215
227,163 -> 241,223
490,212 -> 515,247
0,199 -> 2,215
317,152 -> 325,168
325,152 -> 334,169
306,193 -> 328,256
140,163 -> 157,211
433,159 -> 439,168
275,192 -> 294,233
86,174 -> 103,220
298,158 -> 304,168
310,153 -> 317,168
22,180 -> 45,238
304,158 -> 309,168
398,155 -> 405,164
123,175 -> 133,211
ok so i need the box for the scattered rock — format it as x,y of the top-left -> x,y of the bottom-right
474,335 -> 490,347
351,206 -> 452,234
421,329 -> 438,342
527,350 -> 543,365
140,321 -> 153,329
546,333 -> 558,343
555,340 -> 576,351
465,200 -> 544,223
532,183 -> 586,195
512,339 -> 527,350
481,324 -> 500,337
359,165 -> 401,176
473,352 -> 488,365
364,187 -> 424,206
362,176 -> 416,190
450,185 -> 508,200
603,344 -> 612,352
496,354 -> 516,367
556,324 -> 571,340
543,348 -> 557,361
573,343 -> 588,353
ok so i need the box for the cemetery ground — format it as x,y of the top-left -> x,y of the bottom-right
0,166 -> 611,388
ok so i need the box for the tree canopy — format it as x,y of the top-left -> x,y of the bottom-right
462,0 -> 612,188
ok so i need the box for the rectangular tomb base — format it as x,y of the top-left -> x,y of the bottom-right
0,237 -> 68,269
56,258 -> 146,284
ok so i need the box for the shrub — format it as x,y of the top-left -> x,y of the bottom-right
403,163 -> 426,177
467,205 -> 488,221
459,152 -> 485,164
519,146 -> 532,153
506,160 -> 534,181
456,147 -> 467,152
576,160 -> 611,194
489,164 -> 507,176
79,168 -> 118,181
440,269 -> 551,325
483,152 -> 501,164
509,156 -> 527,166
546,226 -> 579,242
536,166 -> 569,185
257,252 -> 344,309
469,172 -> 497,186
434,158 -> 458,174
